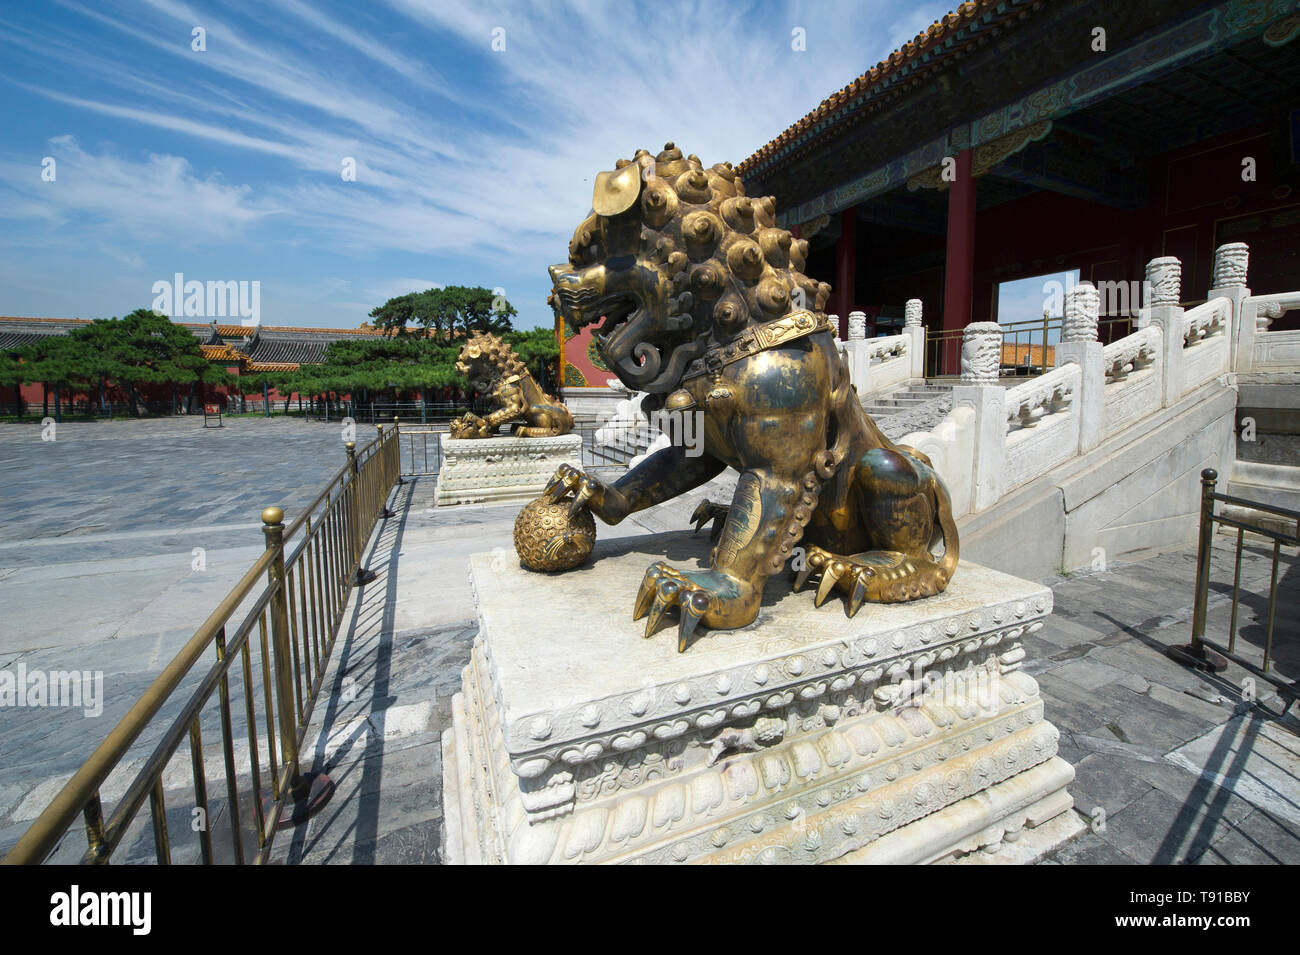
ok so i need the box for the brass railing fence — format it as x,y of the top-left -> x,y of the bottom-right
395,416 -> 445,477
924,314 -> 1135,379
2,423 -> 401,865
1168,468 -> 1300,703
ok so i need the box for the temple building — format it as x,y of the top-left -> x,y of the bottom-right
741,0 -> 1300,371
0,316 -> 385,411
557,0 -> 1300,386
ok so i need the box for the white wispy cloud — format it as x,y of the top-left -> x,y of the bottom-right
0,135 -> 276,240
0,0 -> 957,326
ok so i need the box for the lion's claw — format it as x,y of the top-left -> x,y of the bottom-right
644,594 -> 670,640
814,559 -> 843,607
567,475 -> 599,518
632,561 -> 723,652
796,546 -> 878,616
543,464 -> 604,520
543,463 -> 581,502
677,591 -> 709,652
794,545 -> 936,615
689,499 -> 729,544
633,570 -> 658,619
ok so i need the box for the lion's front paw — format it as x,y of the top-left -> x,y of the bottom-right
543,463 -> 605,517
633,561 -> 755,652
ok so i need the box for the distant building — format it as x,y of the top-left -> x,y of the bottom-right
735,0 -> 1300,374
0,316 -> 384,411
558,0 -> 1300,386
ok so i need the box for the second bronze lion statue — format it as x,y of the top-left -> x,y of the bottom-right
450,332 -> 573,438
542,142 -> 958,651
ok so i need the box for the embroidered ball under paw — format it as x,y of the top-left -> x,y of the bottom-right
514,498 -> 597,572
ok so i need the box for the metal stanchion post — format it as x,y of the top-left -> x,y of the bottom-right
345,443 -> 378,586
261,506 -> 333,827
393,415 -> 405,484
377,424 -> 396,518
1167,469 -> 1228,672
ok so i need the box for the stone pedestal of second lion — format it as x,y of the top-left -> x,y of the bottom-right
435,434 -> 581,506
440,532 -> 1082,864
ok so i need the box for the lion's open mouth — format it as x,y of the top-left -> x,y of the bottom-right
589,294 -> 665,385
554,286 -> 644,359
590,294 -> 639,351
551,264 -> 697,391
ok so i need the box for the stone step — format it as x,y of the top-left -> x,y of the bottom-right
869,396 -> 934,408
1226,461 -> 1300,537
865,401 -> 942,416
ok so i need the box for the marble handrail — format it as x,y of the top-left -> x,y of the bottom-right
1004,363 -> 1078,431
1183,297 -> 1229,346
1102,326 -> 1160,382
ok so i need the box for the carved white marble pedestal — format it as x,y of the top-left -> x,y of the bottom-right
435,434 -> 582,506
441,532 -> 1080,864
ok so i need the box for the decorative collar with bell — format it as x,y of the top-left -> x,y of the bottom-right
682,310 -> 830,382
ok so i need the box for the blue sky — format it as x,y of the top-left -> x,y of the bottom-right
997,269 -> 1081,341
0,0 -> 965,331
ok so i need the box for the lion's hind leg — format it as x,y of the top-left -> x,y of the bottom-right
794,546 -> 940,615
796,447 -> 956,614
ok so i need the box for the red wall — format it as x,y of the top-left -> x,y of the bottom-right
830,121 -> 1297,329
12,367 -> 308,414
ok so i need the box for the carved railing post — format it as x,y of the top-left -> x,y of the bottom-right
952,321 -> 1005,511
847,310 -> 867,341
835,313 -> 872,394
1210,242 -> 1251,371
1139,256 -> 1185,406
904,299 -> 925,381
1212,242 -> 1249,290
1145,255 -> 1182,309
960,322 -> 1001,385
1055,282 -> 1103,453
828,313 -> 841,340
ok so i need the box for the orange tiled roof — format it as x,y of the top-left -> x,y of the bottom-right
738,0 -> 996,178
258,324 -> 384,335
207,324 -> 257,338
245,361 -> 302,372
200,343 -> 246,362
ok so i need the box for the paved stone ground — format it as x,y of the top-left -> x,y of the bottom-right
0,417 -> 382,855
273,480 -> 1300,865
1034,542 -> 1300,865
2,416 -> 1296,864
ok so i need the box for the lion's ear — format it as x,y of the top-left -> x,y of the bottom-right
592,163 -> 641,217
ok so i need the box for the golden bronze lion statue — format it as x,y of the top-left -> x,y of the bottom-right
450,332 -> 573,438
542,143 -> 958,651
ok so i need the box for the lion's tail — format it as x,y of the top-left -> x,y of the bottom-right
895,443 -> 959,586
931,476 -> 960,586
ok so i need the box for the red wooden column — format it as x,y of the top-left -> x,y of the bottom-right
942,148 -> 976,373
835,207 -> 857,338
